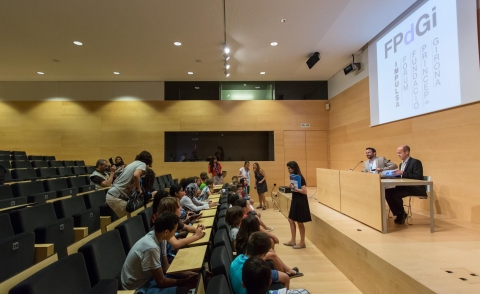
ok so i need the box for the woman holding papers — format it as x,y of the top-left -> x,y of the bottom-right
283,161 -> 311,249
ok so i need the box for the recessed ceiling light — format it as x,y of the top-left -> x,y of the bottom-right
260,72 -> 265,75
174,42 -> 182,46
244,84 -> 247,86
281,18 -> 287,22
270,42 -> 278,46
195,87 -> 200,89
224,47 -> 230,54
37,71 -> 44,75
73,41 -> 83,46
188,72 -> 193,75
113,72 -> 120,75
226,73 -> 230,77
226,56 -> 230,61
225,64 -> 230,69
255,86 -> 260,89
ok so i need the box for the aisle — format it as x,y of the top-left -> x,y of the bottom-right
259,190 -> 360,294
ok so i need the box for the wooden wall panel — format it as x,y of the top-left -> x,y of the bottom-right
328,77 -> 480,223
0,100 -> 328,195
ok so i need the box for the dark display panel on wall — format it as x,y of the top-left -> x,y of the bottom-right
164,131 -> 274,162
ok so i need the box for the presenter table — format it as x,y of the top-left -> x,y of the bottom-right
380,178 -> 434,233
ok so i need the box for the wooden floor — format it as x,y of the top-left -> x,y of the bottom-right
261,190 -> 361,294
267,187 -> 480,294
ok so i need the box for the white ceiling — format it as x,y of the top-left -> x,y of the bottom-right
0,0 -> 417,81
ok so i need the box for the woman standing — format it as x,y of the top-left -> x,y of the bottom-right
207,156 -> 223,185
253,162 -> 268,210
283,161 -> 311,249
238,161 -> 250,194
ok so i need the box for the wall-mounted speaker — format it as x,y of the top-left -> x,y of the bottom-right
306,52 -> 320,69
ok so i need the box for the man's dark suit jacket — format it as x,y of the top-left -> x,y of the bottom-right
399,157 -> 427,196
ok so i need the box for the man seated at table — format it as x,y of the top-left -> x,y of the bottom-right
121,211 -> 198,294
386,145 -> 427,224
361,147 -> 397,173
89,159 -> 117,189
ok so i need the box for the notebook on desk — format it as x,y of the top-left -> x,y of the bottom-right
380,170 -> 401,179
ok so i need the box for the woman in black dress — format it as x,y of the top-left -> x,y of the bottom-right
283,161 -> 311,249
253,162 -> 268,210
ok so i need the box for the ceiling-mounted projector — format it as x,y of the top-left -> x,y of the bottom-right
344,54 -> 361,75
306,52 -> 320,69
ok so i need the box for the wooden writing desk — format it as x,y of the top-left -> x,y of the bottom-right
196,217 -> 214,228
200,209 -> 216,218
166,245 -> 207,274
381,178 -> 434,233
187,228 -> 212,246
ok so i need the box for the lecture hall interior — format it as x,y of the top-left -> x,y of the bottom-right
1,0 -> 480,293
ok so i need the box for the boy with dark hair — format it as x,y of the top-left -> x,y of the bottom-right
199,179 -> 214,201
199,172 -> 208,190
121,212 -> 197,294
228,192 -> 240,208
242,257 -> 271,294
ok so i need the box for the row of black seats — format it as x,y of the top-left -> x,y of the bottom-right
0,150 -> 55,162
0,177 -> 95,208
0,160 -> 86,169
0,189 -> 116,283
3,166 -> 95,182
153,174 -> 177,191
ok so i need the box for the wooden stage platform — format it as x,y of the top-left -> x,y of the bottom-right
277,189 -> 480,294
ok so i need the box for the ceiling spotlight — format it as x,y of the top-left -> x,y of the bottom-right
113,72 -> 120,75
224,46 -> 230,54
195,87 -> 200,89
270,42 -> 278,46
226,73 -> 230,77
255,86 -> 260,89
73,41 -> 83,46
226,56 -> 230,61
260,72 -> 265,75
188,72 -> 193,75
37,71 -> 44,75
281,18 -> 287,22
225,64 -> 230,69
174,42 -> 182,46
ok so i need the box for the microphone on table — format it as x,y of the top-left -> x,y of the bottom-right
349,161 -> 363,171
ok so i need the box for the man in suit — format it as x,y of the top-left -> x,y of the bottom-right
361,147 -> 397,173
386,145 -> 427,224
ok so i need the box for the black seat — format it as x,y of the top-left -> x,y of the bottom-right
0,160 -> 11,169
11,168 -> 41,180
115,215 -> 147,255
218,203 -> 227,211
0,184 -> 27,209
137,206 -> 154,232
11,181 -> 57,204
9,203 -> 74,258
85,166 -> 96,174
53,196 -> 100,234
11,155 -> 28,161
48,160 -> 63,167
56,167 -> 74,176
216,217 -> 229,233
43,178 -> 78,197
162,175 -> 172,188
11,160 -> 32,168
210,246 -> 233,294
205,274 -> 232,294
43,155 -> 56,161
156,176 -> 166,191
62,160 -> 76,167
72,166 -> 87,175
218,209 -> 227,219
66,176 -> 95,193
31,160 -> 49,168
0,232 -> 35,283
213,228 -> 233,258
78,230 -> 126,288
9,253 -> 118,294
0,155 -> 10,161
75,160 -> 86,166
0,213 -> 14,240
11,151 -> 27,156
83,190 -> 117,221
35,167 -> 59,178
28,155 -> 44,160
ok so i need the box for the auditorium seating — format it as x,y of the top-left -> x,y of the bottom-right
11,155 -> 28,161
11,160 -> 33,168
85,166 -> 96,174
53,196 -> 100,235
213,228 -> 234,258
43,156 -> 55,161
55,166 -> 74,177
137,206 -> 153,232
42,178 -> 78,197
83,190 -> 117,222
78,230 -> 125,289
28,155 -> 44,160
210,246 -> 234,294
35,167 -> 59,178
66,176 -> 95,193
11,168 -> 42,181
9,203 -> 75,258
75,160 -> 86,166
72,166 -> 88,175
0,232 -> 36,283
8,253 -> 118,294
30,160 -> 49,168
115,216 -> 147,255
0,160 -> 11,168
0,184 -> 27,209
48,160 -> 63,167
11,181 -> 57,204
62,160 -> 75,167
205,274 -> 232,294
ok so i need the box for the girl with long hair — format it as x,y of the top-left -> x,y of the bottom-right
283,161 -> 311,249
207,156 -> 223,185
253,162 -> 268,210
